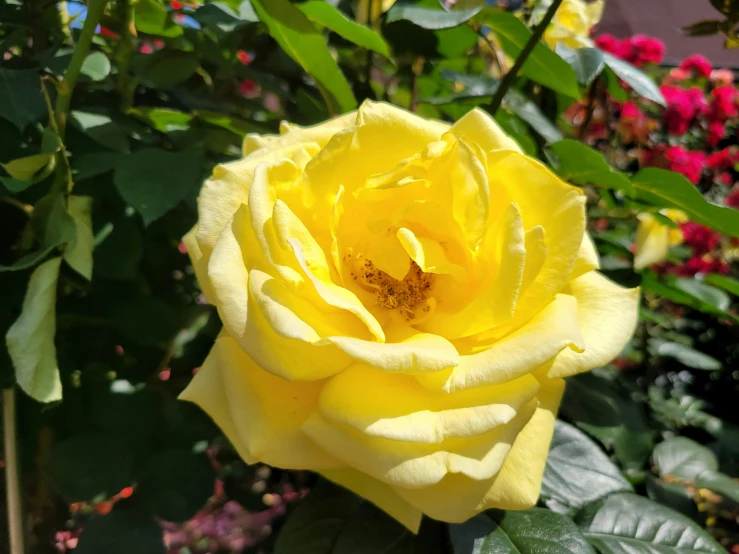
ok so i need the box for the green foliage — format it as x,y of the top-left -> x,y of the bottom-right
0,0 -> 737,551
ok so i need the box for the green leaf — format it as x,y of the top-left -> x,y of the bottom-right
541,421 -> 632,511
113,148 -> 204,225
601,52 -> 666,106
549,139 -> 632,193
484,11 -> 580,98
0,68 -> 47,131
555,45 -> 605,86
48,432 -> 135,501
674,279 -> 730,311
110,296 -> 178,345
75,508 -> 165,554
575,493 -> 725,554
250,0 -> 357,114
71,151 -> 121,181
193,2 -> 243,31
632,168 -> 739,237
63,196 -> 94,280
141,50 -> 200,88
81,51 -> 111,82
136,449 -> 215,522
695,470 -> 739,504
2,152 -> 54,181
134,0 -> 183,37
651,340 -> 722,370
93,216 -> 143,280
703,273 -> 739,296
653,437 -> 718,480
5,257 -> 62,402
385,3 -> 481,30
70,111 -> 130,153
239,0 -> 259,21
641,272 -> 739,324
451,510 -> 596,554
274,480 -> 415,554
505,88 -> 563,143
299,0 -> 390,57
130,107 -> 192,133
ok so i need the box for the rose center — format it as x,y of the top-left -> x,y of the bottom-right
346,253 -> 435,321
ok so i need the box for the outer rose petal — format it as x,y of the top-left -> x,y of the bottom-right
450,108 -> 523,154
633,213 -> 673,270
182,225 -> 215,304
393,378 -> 565,522
548,271 -> 639,379
320,468 -> 422,533
180,334 -> 339,469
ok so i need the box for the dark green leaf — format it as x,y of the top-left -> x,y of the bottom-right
682,20 -> 722,37
645,474 -> 700,519
136,449 -> 215,522
451,510 -> 596,554
541,421 -> 632,511
75,508 -> 165,554
653,437 -> 718,480
113,148 -> 204,225
651,340 -> 722,370
505,88 -> 563,143
632,168 -> 739,237
0,194 -> 76,272
194,2 -> 243,31
0,68 -> 47,131
601,52 -> 666,106
48,432 -> 135,501
141,50 -> 200,88
93,216 -> 143,280
274,480 -> 415,554
575,493 -> 725,554
250,0 -> 357,114
484,11 -> 580,98
110,296 -> 178,345
71,151 -> 121,180
239,0 -> 259,21
70,111 -> 130,153
555,45 -> 605,86
5,257 -> 63,402
81,51 -> 111,81
386,3 -> 481,30
299,0 -> 390,57
694,470 -> 739,503
549,139 -> 632,193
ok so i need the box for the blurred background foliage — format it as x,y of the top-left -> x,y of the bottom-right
0,0 -> 738,552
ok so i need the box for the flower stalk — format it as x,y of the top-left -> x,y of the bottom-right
3,388 -> 24,554
486,0 -> 565,115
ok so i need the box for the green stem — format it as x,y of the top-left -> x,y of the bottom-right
485,0 -> 564,115
54,0 -> 108,137
3,388 -> 25,554
114,0 -> 136,111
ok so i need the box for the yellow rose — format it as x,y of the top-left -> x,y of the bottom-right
181,101 -> 638,531
543,0 -> 604,50
633,210 -> 687,270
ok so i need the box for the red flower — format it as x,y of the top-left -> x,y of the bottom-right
645,145 -> 707,184
678,54 -> 712,78
170,0 -> 183,8
726,186 -> 739,209
236,49 -> 254,65
98,25 -> 120,39
674,256 -> 728,277
621,101 -> 642,119
680,222 -> 720,255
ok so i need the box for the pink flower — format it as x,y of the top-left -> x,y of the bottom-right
706,147 -> 739,171
662,67 -> 690,86
678,54 -> 712,78
710,69 -> 734,87
707,121 -> 725,147
595,34 -> 631,59
628,35 -> 665,67
710,85 -> 738,122
673,256 -> 728,277
665,146 -> 705,184
239,79 -> 261,99
660,87 -> 695,135
621,101 -> 642,119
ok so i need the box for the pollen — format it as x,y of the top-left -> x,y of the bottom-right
345,252 -> 434,320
